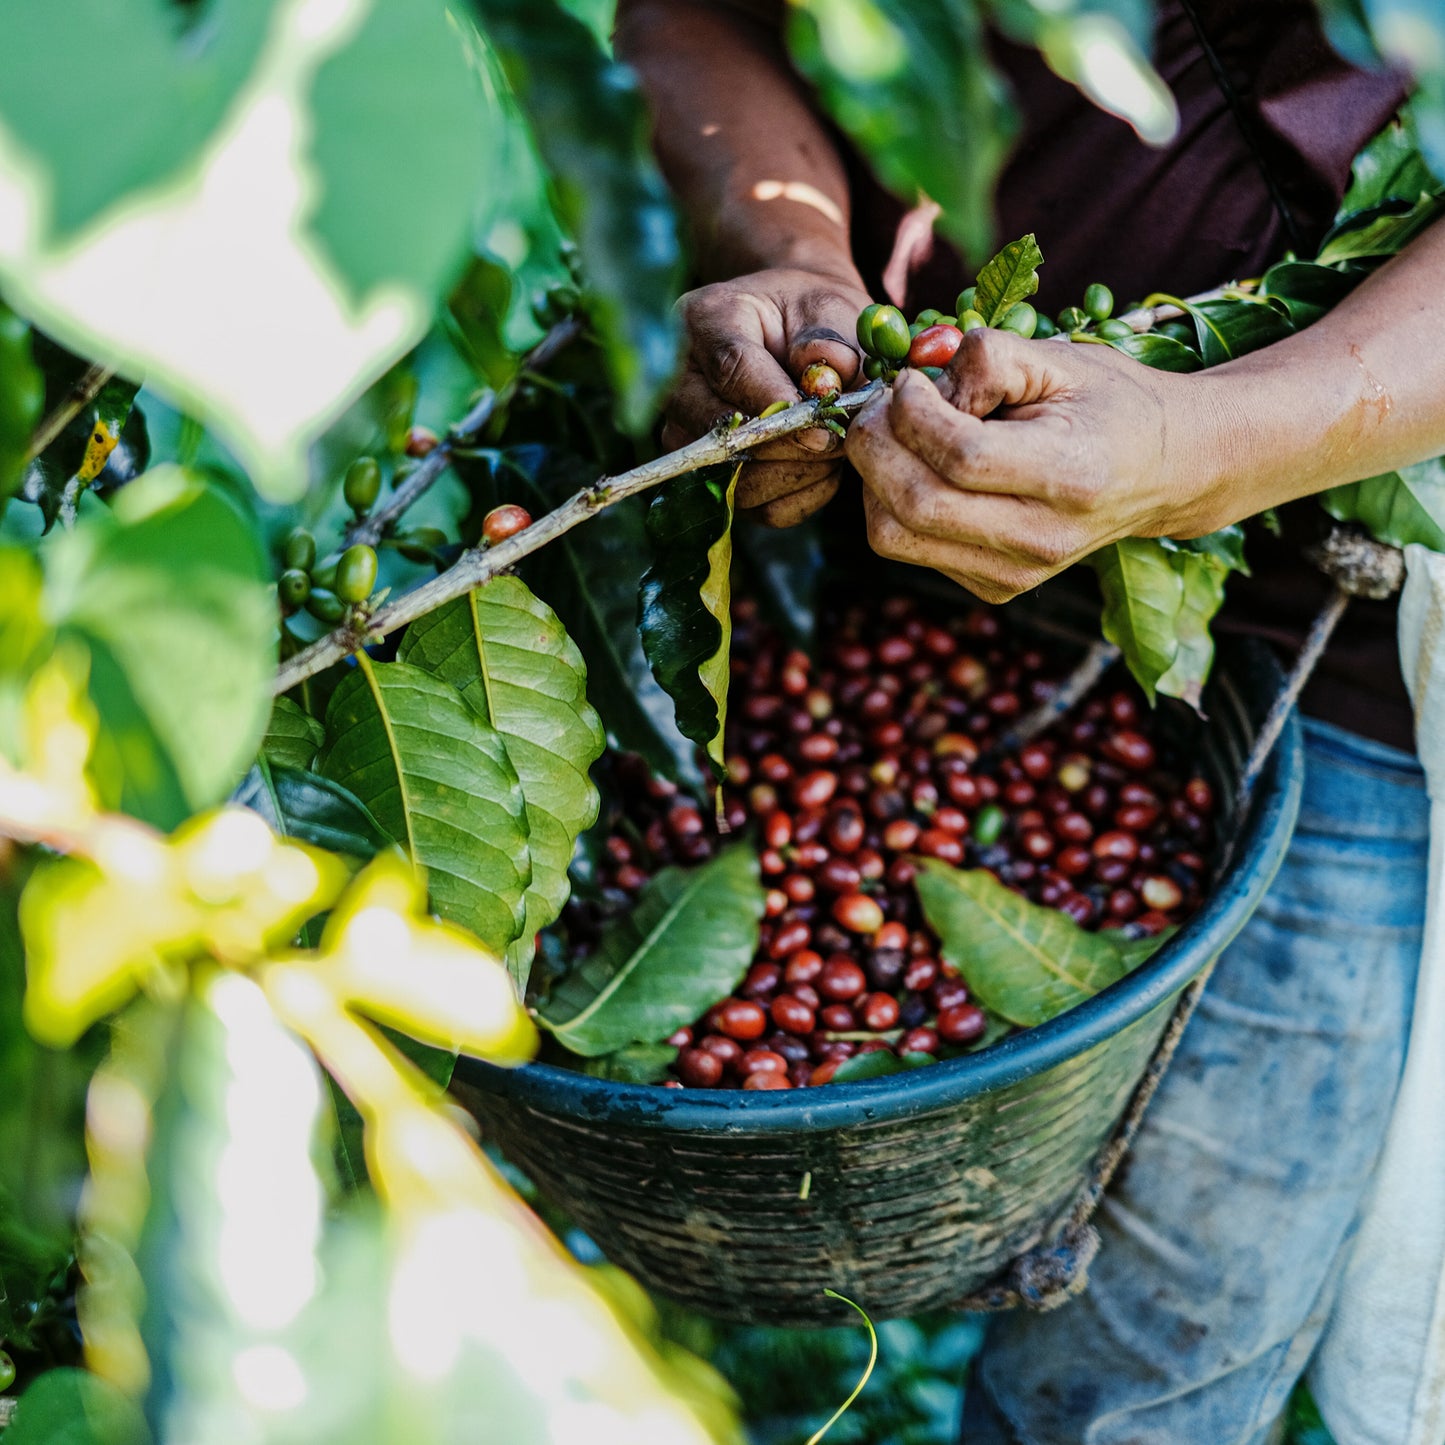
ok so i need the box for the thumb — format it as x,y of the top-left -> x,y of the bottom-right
939,329 -> 1058,418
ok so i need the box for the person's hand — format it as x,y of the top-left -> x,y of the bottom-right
663,267 -> 873,526
845,329 -> 1229,602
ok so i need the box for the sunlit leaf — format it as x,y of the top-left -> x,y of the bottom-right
1102,330 -> 1202,372
399,579 -> 605,992
972,234 -> 1043,327
1341,112 -> 1440,211
472,0 -> 685,433
1322,457 -> 1445,551
43,469 -> 273,829
317,660 -> 532,950
2,1366 -> 150,1445
914,860 -> 1140,1026
541,845 -> 763,1056
785,0 -> 1016,263
638,463 -> 742,779
1316,191 -> 1445,264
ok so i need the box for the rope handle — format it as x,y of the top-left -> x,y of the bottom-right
953,524 -> 1405,1313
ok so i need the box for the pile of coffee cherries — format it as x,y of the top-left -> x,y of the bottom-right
586,593 -> 1217,1090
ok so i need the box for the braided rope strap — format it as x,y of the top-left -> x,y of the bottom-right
954,524 -> 1404,1314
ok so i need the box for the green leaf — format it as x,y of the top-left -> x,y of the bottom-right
472,0 -> 685,433
1176,525 -> 1249,574
830,1050 -> 935,1082
638,463 -> 742,779
500,448 -> 702,784
579,1042 -> 680,1084
0,304 -> 43,501
399,579 -> 605,990
734,513 -> 825,649
317,659 -> 532,950
914,860 -> 1137,1027
541,845 -> 763,1057
234,759 -> 393,859
1157,293 -> 1294,367
1316,192 -> 1445,265
785,0 -> 1016,264
1102,330 -> 1202,372
0,0 -> 277,238
1341,114 -> 1440,212
972,234 -> 1044,327
1322,457 -> 1445,550
3,1368 -> 150,1445
262,696 -> 326,770
1091,537 -> 1230,706
1256,260 -> 1360,327
43,469 -> 273,828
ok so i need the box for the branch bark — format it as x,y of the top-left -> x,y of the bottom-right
26,363 -> 115,461
274,387 -> 874,695
343,316 -> 583,550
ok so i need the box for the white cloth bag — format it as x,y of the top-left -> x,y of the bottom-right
1313,542 -> 1445,1445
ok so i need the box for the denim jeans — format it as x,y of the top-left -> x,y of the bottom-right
961,717 -> 1429,1445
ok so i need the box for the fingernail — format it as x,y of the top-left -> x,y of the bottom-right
799,427 -> 838,453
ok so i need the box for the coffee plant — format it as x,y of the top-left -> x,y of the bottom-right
0,0 -> 1440,1442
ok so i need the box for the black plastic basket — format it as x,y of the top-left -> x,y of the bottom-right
457,637 -> 1303,1327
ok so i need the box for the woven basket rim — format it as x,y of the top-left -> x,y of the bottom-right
456,637 -> 1304,1135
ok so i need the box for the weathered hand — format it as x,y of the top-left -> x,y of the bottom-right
663,267 -> 873,526
845,329 -> 1226,602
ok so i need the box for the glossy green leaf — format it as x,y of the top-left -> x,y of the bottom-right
972,234 -> 1044,327
262,696 -> 326,770
1158,293 -> 1294,367
43,469 -> 273,828
399,579 -> 605,989
786,0 -> 1015,264
3,1368 -> 150,1445
1102,330 -> 1202,372
1322,458 -> 1445,551
1176,525 -> 1249,574
1257,260 -> 1360,327
234,759 -> 393,859
500,448 -> 702,785
0,304 -> 43,501
1341,114 -> 1440,212
1316,192 -> 1445,265
472,0 -> 685,433
638,463 -> 743,778
0,0 -> 276,238
318,660 -> 532,949
1091,537 -> 1231,706
914,860 -> 1138,1027
541,845 -> 763,1057
579,1043 -> 680,1084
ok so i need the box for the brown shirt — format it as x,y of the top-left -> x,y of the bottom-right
730,0 -> 1414,745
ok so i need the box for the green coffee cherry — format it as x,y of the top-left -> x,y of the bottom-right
283,526 -> 315,573
396,527 -> 449,563
1097,318 -> 1135,341
343,456 -> 382,514
311,556 -> 339,591
955,286 -> 977,316
306,588 -> 346,624
855,303 -> 884,353
915,308 -> 943,327
1033,313 -> 1057,339
1083,283 -> 1114,322
278,568 -> 311,611
862,356 -> 885,381
869,305 -> 913,362
959,309 -> 987,332
335,544 -> 378,604
998,301 -> 1038,339
973,803 -> 1005,847
937,315 -> 958,328
0,1349 -> 14,1392
1058,306 -> 1089,333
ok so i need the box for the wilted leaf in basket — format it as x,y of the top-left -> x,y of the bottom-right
914,860 -> 1160,1028
541,844 -> 763,1057
399,578 -> 605,991
638,462 -> 743,779
829,1049 -> 936,1083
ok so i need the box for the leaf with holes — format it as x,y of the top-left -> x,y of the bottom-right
638,462 -> 743,778
262,695 -> 325,770
399,579 -> 605,990
1091,537 -> 1231,707
971,233 -> 1043,326
915,860 -> 1140,1027
1322,458 -> 1445,551
317,660 -> 531,949
540,845 -> 763,1057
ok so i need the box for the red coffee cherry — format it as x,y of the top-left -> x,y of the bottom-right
771,994 -> 817,1036
859,992 -> 901,1031
900,1026 -> 940,1055
937,1003 -> 988,1044
743,1071 -> 793,1090
715,999 -> 768,1041
405,425 -> 439,458
799,361 -> 843,398
677,1047 -> 723,1088
907,323 -> 964,369
481,504 -> 533,545
833,893 -> 885,934
818,957 -> 868,1002
740,1048 -> 788,1076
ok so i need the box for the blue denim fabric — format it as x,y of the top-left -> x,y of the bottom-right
961,717 -> 1429,1445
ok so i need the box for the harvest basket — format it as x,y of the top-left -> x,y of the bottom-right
456,636 -> 1303,1327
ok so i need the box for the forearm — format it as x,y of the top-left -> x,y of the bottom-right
1192,219 -> 1445,530
614,0 -> 861,286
